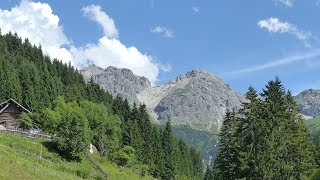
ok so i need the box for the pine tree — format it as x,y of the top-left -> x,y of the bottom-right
313,136 -> 320,167
161,121 -> 175,180
213,110 -> 243,179
121,99 -> 131,146
237,86 -> 264,178
138,104 -> 153,165
128,103 -> 144,159
204,165 -> 213,180
150,126 -> 165,178
178,139 -> 192,176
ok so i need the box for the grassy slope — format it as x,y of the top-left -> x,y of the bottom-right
0,131 -> 152,180
90,155 -> 152,180
305,116 -> 320,136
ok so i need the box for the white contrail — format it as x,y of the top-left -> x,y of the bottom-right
227,50 -> 320,75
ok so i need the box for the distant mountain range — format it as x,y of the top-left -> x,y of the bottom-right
81,64 -> 245,130
81,65 -> 320,121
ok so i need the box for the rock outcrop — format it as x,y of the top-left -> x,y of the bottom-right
80,64 -> 151,104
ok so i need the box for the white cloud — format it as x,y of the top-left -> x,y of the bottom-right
258,17 -> 312,47
71,37 -> 159,83
150,26 -> 174,38
157,63 -> 172,72
72,5 -> 163,83
227,50 -> 320,74
0,1 -> 166,83
0,0 -> 72,63
275,0 -> 294,7
82,5 -> 118,38
192,6 -> 200,13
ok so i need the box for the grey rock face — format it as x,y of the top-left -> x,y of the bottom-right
295,89 -> 320,117
138,70 -> 245,128
81,65 -> 245,128
80,64 -> 151,104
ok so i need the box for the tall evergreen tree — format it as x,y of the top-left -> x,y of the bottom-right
213,110 -> 240,179
237,86 -> 264,178
161,121 -> 176,180
204,165 -> 213,180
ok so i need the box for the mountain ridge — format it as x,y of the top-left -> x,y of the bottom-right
81,64 -> 151,104
81,64 -> 245,128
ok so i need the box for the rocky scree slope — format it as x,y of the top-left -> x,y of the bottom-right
81,65 -> 245,129
295,89 -> 320,117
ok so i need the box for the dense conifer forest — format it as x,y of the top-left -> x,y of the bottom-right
205,79 -> 320,180
0,31 -> 203,179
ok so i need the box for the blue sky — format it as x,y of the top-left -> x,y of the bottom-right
1,0 -> 320,94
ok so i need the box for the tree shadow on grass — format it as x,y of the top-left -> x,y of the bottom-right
41,141 -> 81,162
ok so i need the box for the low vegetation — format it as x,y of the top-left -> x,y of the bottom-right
305,116 -> 320,136
0,131 -> 154,179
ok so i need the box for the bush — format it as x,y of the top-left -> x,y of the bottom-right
19,112 -> 33,130
113,146 -> 136,166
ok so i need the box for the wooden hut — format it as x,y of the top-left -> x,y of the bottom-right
0,99 -> 31,129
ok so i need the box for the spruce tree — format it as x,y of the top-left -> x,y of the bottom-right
237,86 -> 264,178
213,110 -> 241,179
204,165 -> 213,180
161,121 -> 175,180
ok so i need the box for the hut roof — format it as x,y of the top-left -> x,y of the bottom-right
0,98 -> 31,114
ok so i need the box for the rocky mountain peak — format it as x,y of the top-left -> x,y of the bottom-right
186,69 -> 209,76
80,65 -> 151,104
138,69 -> 245,128
81,64 -> 104,80
169,69 -> 221,84
295,89 -> 320,117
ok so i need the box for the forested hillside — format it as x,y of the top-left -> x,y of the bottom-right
0,31 -> 203,179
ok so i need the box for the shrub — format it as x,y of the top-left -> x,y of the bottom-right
113,146 -> 136,166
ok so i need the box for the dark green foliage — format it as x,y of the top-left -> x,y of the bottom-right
313,136 -> 320,167
80,100 -> 121,156
18,112 -> 33,130
0,32 -> 113,112
214,78 -> 317,179
213,110 -> 241,179
204,166 -> 213,180
113,146 -> 136,166
54,97 -> 91,160
161,121 -> 176,180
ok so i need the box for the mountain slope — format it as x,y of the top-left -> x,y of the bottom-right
295,89 -> 320,117
138,70 -> 245,128
81,64 -> 151,104
82,66 -> 245,129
